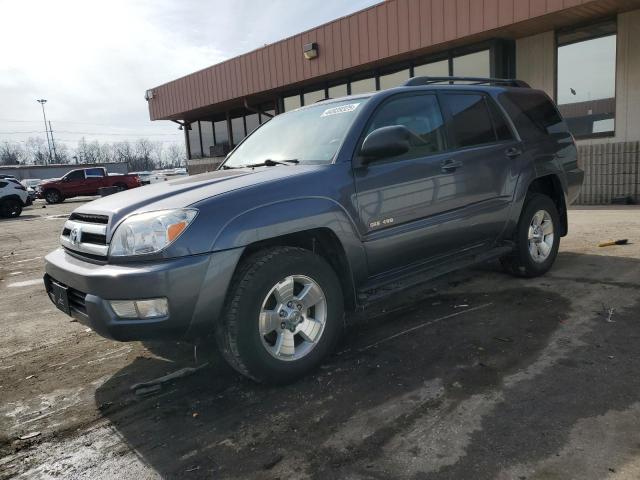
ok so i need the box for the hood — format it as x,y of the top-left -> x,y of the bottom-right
73,165 -> 324,226
41,177 -> 61,184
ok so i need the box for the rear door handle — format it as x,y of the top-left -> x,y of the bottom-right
505,147 -> 522,158
441,159 -> 462,172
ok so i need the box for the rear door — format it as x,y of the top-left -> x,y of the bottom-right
436,91 -> 520,245
83,168 -> 105,195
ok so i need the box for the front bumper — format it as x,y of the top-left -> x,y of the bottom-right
44,247 -> 243,341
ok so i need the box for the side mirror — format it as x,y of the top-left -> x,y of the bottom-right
359,125 -> 411,163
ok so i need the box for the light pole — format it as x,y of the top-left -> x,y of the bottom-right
36,99 -> 53,165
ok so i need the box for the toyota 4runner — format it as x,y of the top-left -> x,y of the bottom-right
44,77 -> 584,383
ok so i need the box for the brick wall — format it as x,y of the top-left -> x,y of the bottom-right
576,141 -> 640,204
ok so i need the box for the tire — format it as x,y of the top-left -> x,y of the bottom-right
44,189 -> 63,204
216,246 -> 344,384
0,198 -> 22,218
114,183 -> 127,192
501,193 -> 560,277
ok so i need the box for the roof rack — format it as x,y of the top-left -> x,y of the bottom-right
403,76 -> 530,88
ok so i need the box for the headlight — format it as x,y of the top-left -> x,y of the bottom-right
109,209 -> 197,257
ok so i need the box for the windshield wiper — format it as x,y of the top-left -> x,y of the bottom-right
246,158 -> 299,168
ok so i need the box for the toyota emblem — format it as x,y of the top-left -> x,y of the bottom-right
69,226 -> 82,245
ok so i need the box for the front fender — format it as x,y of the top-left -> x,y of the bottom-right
212,196 -> 368,285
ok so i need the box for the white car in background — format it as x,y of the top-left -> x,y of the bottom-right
0,177 -> 29,218
21,178 -> 42,203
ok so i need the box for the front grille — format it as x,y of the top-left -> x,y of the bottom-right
69,212 -> 109,224
60,215 -> 110,259
68,287 -> 87,314
44,275 -> 88,319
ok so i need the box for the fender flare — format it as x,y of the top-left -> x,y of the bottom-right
212,196 -> 368,286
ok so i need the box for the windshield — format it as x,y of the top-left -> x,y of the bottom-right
223,97 -> 369,168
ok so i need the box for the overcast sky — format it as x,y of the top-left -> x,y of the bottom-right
0,0 -> 378,149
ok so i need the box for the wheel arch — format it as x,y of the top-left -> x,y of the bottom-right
526,174 -> 568,236
211,197 -> 366,312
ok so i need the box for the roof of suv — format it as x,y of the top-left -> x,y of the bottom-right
299,76 -> 533,111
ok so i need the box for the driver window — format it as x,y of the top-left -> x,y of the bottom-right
65,170 -> 85,181
366,94 -> 446,160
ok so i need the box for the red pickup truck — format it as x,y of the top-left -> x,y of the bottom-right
38,167 -> 141,204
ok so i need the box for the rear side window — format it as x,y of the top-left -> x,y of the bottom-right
498,91 -> 567,142
442,94 -> 498,148
0,181 -> 7,188
85,168 -> 104,178
366,94 -> 446,160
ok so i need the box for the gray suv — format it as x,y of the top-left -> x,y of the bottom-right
44,77 -> 583,383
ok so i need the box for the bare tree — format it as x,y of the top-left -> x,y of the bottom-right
0,141 -> 26,165
25,137 -> 50,165
164,143 -> 186,168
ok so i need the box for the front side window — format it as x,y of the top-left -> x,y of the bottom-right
557,21 -> 616,138
442,94 -> 497,148
365,94 -> 446,160
223,97 -> 369,168
65,170 -> 85,181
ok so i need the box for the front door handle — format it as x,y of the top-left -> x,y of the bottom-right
441,159 -> 462,172
505,147 -> 522,158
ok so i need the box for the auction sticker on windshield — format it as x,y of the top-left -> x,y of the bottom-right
320,103 -> 360,117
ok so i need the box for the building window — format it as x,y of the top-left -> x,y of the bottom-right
557,21 -> 617,138
231,116 -> 245,146
350,77 -> 376,95
303,89 -> 326,106
214,120 -> 229,147
414,59 -> 449,77
379,69 -> 410,90
200,121 -> 214,157
452,50 -> 490,77
328,83 -> 347,99
283,95 -> 301,112
245,113 -> 260,134
188,122 -> 202,158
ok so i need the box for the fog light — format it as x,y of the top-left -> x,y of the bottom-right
110,298 -> 169,319
135,298 -> 169,318
110,300 -> 138,318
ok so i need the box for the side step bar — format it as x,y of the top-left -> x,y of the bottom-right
357,245 -> 513,306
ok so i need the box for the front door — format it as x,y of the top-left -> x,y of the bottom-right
353,93 -> 465,275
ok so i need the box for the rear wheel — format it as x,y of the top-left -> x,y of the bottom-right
0,198 -> 22,218
114,183 -> 127,192
44,189 -> 63,204
501,193 -> 560,277
216,246 -> 344,384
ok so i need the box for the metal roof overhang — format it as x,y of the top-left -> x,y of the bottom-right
146,0 -> 640,122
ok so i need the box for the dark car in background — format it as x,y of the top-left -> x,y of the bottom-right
44,77 -> 583,383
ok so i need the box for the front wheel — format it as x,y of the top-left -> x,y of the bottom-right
216,246 -> 344,384
0,198 -> 22,218
44,189 -> 63,204
501,193 -> 560,277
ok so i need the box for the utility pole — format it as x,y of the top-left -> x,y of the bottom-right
36,99 -> 52,165
48,120 -> 58,162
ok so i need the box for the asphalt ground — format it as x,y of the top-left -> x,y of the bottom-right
1,198 -> 639,479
